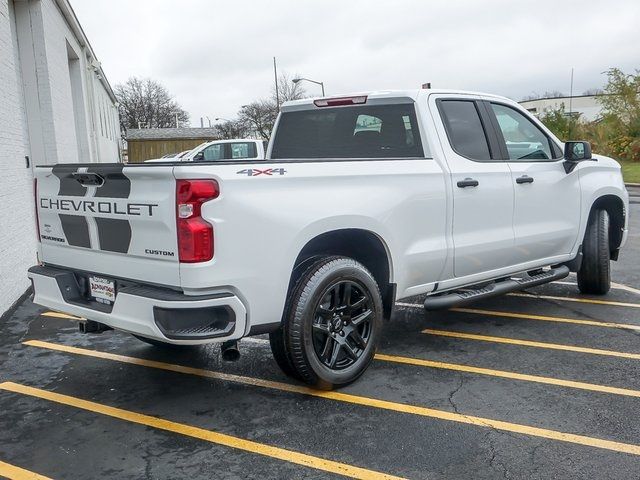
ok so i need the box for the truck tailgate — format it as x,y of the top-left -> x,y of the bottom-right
35,164 -> 180,286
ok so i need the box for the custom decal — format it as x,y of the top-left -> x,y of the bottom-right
43,165 -> 135,253
94,217 -> 132,253
59,214 -> 91,248
88,165 -> 131,198
52,165 -> 88,197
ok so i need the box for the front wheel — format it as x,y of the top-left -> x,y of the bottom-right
577,209 -> 611,295
274,256 -> 383,390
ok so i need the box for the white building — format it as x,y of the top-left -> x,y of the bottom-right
520,95 -> 603,122
1,0 -> 120,316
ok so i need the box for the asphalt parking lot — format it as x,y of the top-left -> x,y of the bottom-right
1,204 -> 639,480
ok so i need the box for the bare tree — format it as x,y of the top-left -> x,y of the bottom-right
235,72 -> 308,140
521,90 -> 566,101
115,77 -> 190,131
272,72 -> 307,106
214,120 -> 251,139
238,100 -> 278,140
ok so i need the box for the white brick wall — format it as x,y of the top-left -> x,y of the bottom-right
1,0 -> 121,316
0,0 -> 37,315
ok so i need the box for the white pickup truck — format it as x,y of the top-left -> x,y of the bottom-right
30,89 -> 629,390
144,138 -> 266,163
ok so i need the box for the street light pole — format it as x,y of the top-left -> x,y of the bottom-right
292,77 -> 325,96
273,57 -> 280,109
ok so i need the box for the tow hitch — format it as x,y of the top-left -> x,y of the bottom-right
79,320 -> 112,334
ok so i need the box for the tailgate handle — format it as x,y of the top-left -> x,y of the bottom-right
72,172 -> 104,187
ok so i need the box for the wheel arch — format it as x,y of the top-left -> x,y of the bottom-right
287,229 -> 396,320
589,194 -> 626,259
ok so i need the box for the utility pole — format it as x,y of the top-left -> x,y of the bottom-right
175,112 -> 179,128
273,56 -> 280,110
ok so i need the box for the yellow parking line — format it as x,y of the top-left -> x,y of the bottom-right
187,337 -> 640,398
210,338 -> 640,398
0,381 -> 403,480
21,340 -> 640,457
450,307 -> 640,331
422,329 -> 640,360
0,460 -> 52,480
375,353 -> 640,397
41,312 -> 82,320
554,280 -> 640,296
507,292 -> 640,309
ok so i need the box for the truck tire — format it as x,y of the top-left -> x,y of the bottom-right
277,256 -> 383,390
577,209 -> 611,295
269,326 -> 302,380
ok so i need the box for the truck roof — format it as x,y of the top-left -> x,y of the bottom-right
281,89 -> 513,111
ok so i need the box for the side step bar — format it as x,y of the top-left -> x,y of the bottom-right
423,265 -> 570,311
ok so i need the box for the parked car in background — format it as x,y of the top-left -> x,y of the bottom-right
144,139 -> 265,163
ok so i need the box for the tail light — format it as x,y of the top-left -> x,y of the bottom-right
34,178 -> 41,241
176,179 -> 219,262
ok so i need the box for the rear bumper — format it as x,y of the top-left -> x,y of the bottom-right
28,265 -> 247,345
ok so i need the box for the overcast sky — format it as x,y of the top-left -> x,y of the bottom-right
72,0 -> 639,127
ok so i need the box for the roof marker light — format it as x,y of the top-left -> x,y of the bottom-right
314,96 -> 368,107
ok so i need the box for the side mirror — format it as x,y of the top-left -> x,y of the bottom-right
563,141 -> 593,173
192,151 -> 204,162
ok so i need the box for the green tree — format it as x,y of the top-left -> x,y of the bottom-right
538,103 -> 575,141
538,67 -> 640,162
598,68 -> 640,161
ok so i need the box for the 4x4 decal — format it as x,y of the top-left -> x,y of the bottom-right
236,168 -> 287,177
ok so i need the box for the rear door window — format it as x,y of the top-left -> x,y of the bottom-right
271,104 -> 424,159
438,100 -> 492,161
228,142 -> 258,159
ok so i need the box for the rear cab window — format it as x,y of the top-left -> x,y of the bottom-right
271,104 -> 424,159
229,142 -> 258,159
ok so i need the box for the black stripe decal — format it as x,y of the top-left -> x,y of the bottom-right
94,218 -> 132,253
59,214 -> 91,248
52,165 -> 87,197
88,165 -> 131,199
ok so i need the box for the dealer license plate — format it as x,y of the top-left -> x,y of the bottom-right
89,276 -> 116,304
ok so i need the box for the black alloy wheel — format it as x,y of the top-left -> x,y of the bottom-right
311,280 -> 373,370
271,256 -> 383,390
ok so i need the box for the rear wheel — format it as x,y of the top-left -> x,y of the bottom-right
269,325 -> 302,380
577,209 -> 611,295
272,256 -> 383,390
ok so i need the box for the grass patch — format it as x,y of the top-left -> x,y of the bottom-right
619,159 -> 640,184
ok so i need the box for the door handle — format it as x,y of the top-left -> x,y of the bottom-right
457,178 -> 479,188
516,175 -> 534,184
